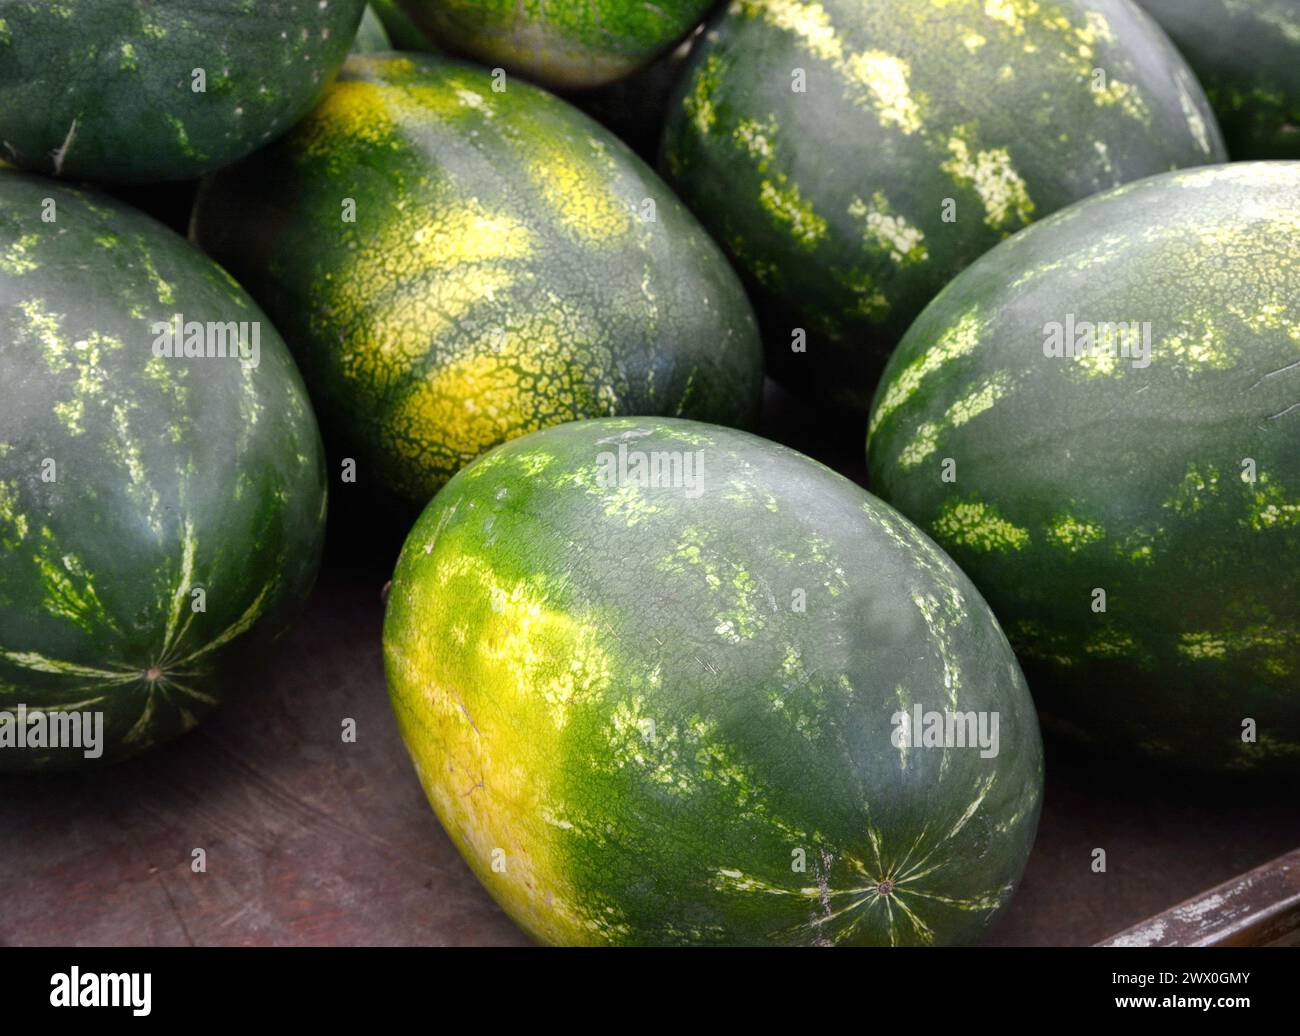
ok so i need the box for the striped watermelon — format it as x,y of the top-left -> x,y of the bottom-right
0,171 -> 327,770
394,0 -> 715,88
192,54 -> 763,505
0,0 -> 366,183
384,417 -> 1043,945
867,162 -> 1300,772
662,0 -> 1227,416
1136,0 -> 1300,159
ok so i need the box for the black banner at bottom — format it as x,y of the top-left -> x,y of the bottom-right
2,945 -> 1291,1021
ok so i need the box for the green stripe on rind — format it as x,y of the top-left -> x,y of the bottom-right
868,162 -> 1300,772
192,54 -> 762,504
384,418 -> 1042,945
0,172 -> 327,770
0,0 -> 366,183
396,0 -> 715,88
661,0 -> 1226,415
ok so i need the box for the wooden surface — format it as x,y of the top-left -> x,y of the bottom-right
2,384 -> 1297,947
1100,847 -> 1300,948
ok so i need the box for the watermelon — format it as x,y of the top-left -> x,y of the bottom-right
0,0 -> 366,183
384,417 -> 1043,945
394,0 -> 716,88
368,0 -> 434,52
352,6 -> 392,53
0,171 -> 327,770
867,162 -> 1300,772
192,54 -> 763,505
661,0 -> 1227,417
1136,0 -> 1300,159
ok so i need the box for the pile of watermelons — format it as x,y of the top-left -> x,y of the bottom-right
0,0 -> 1296,946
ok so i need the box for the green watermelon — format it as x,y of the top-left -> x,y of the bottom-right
394,0 -> 715,88
0,0 -> 366,183
368,0 -> 433,51
661,0 -> 1227,417
384,417 -> 1043,945
0,171 -> 327,770
352,5 -> 392,53
192,54 -> 763,505
1137,0 -> 1300,159
867,162 -> 1300,772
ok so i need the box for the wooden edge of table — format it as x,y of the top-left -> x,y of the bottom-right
1097,847 -> 1300,947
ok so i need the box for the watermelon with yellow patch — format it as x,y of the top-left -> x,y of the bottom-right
1136,0 -> 1300,159
661,0 -> 1226,417
192,53 -> 762,504
384,417 -> 1043,945
394,0 -> 715,88
0,171 -> 326,770
867,162 -> 1300,772
0,0 -> 366,183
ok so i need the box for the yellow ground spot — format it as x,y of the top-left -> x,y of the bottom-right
869,308 -> 984,441
522,137 -> 630,243
296,64 -> 487,160
848,192 -> 927,265
932,499 -> 1030,553
940,133 -> 1035,231
385,550 -> 614,943
759,178 -> 827,249
296,79 -> 399,155
385,318 -> 613,486
1045,514 -> 1104,552
322,199 -> 534,391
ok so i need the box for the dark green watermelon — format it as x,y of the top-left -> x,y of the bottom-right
868,162 -> 1300,772
385,417 -> 1043,945
1137,0 -> 1300,159
395,0 -> 715,88
0,171 -> 327,770
192,53 -> 763,505
661,0 -> 1227,417
0,0 -> 365,183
